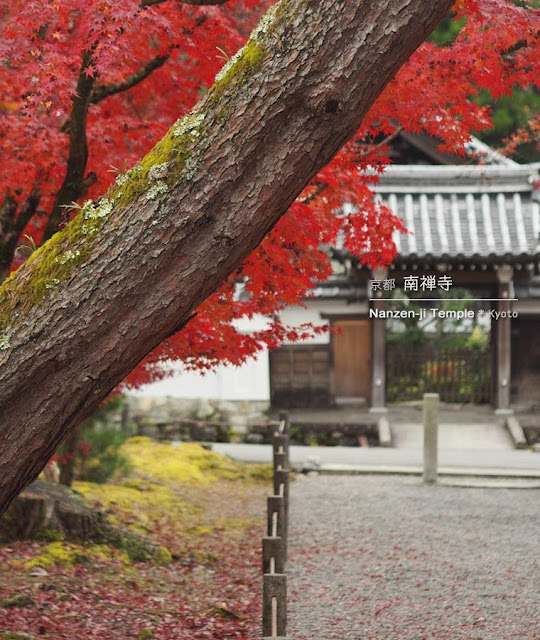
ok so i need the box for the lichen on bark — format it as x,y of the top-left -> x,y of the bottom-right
209,39 -> 267,106
107,110 -> 209,210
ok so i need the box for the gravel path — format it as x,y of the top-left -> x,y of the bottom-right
287,475 -> 540,640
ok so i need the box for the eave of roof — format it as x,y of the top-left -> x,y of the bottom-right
369,163 -> 540,261
376,163 -> 539,194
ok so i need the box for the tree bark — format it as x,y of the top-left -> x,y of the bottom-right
0,0 -> 452,515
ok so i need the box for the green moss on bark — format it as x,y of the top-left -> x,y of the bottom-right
0,202 -> 109,333
208,39 -> 267,107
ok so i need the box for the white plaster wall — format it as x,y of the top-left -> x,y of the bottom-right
278,305 -> 329,344
278,299 -> 369,344
130,314 -> 271,400
132,301 -> 368,400
131,350 -> 270,401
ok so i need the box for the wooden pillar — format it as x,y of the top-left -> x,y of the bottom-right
370,267 -> 387,414
495,264 -> 513,415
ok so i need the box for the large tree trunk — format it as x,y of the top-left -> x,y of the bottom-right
0,0 -> 452,515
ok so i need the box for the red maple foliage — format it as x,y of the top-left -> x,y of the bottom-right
0,0 -> 538,386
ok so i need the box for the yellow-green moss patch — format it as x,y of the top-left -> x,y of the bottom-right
74,438 -> 269,561
120,438 -> 271,485
75,479 -> 191,530
23,541 -> 128,570
209,39 -> 267,106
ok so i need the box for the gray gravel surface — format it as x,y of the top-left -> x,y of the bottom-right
287,475 -> 539,640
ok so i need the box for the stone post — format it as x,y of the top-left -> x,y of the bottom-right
267,495 -> 285,540
273,469 -> 289,559
272,433 -> 289,467
273,452 -> 287,475
262,536 -> 285,575
423,393 -> 439,484
278,411 -> 290,435
262,573 -> 287,638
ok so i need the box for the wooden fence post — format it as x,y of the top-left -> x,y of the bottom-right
263,573 -> 287,638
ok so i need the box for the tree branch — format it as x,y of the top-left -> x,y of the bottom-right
355,126 -> 404,156
42,52 -> 96,242
502,39 -> 528,60
302,128 -> 404,206
91,53 -> 171,105
0,197 -> 18,282
0,193 -> 18,235
301,181 -> 329,205
14,191 -> 41,236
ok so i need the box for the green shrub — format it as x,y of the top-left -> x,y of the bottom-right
57,396 -> 133,485
78,426 -> 131,483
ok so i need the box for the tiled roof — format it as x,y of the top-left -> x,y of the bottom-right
375,165 -> 540,260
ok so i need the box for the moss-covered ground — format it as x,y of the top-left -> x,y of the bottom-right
0,439 -> 271,639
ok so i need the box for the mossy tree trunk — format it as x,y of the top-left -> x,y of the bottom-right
0,0 -> 452,515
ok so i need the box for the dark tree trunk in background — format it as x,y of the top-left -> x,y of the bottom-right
0,191 -> 41,282
58,423 -> 85,487
0,0 -> 452,515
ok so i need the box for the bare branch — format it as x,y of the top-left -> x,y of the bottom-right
355,126 -> 404,156
301,181 -> 329,205
91,53 -> 171,105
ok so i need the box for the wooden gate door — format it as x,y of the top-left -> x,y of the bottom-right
333,319 -> 371,400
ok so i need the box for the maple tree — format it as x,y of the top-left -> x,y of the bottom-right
0,0 -> 538,512
0,0 -> 458,513
1,0 -> 538,387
